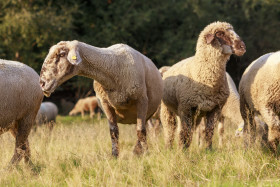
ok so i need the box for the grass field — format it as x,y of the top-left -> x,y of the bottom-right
1,115 -> 280,186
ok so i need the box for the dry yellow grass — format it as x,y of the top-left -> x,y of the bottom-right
1,116 -> 280,186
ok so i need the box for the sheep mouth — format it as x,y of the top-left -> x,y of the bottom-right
42,80 -> 57,97
233,40 -> 246,56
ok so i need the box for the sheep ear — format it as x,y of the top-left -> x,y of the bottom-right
205,34 -> 215,44
67,48 -> 82,65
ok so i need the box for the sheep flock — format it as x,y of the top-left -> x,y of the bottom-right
1,21 -> 280,169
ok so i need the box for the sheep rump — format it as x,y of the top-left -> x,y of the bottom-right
0,59 -> 43,166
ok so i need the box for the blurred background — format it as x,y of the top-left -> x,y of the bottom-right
0,0 -> 279,113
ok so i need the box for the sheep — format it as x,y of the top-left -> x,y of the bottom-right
0,59 -> 43,166
239,51 -> 280,152
35,102 -> 58,131
196,72 -> 244,147
39,40 -> 163,156
160,21 -> 246,150
69,96 -> 101,119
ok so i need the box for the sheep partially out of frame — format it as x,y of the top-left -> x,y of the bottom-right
39,41 -> 163,156
239,52 -> 280,152
0,59 -> 43,166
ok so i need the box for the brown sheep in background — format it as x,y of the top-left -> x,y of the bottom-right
160,21 -> 246,150
0,59 -> 43,166
39,41 -> 163,156
69,96 -> 101,119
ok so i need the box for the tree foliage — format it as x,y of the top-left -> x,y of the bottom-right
0,0 -> 279,100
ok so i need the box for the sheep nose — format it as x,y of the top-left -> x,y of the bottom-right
240,41 -> 246,50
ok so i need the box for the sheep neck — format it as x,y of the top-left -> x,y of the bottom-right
78,42 -> 118,90
193,49 -> 230,88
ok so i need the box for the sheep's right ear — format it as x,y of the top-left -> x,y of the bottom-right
205,34 -> 215,44
67,47 -> 82,65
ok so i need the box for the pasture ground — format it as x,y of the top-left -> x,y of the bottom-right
1,115 -> 280,186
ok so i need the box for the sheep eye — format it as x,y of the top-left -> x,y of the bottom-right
59,52 -> 66,57
216,31 -> 224,37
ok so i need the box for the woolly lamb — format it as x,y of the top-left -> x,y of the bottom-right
0,59 -> 43,166
39,41 -> 163,156
161,21 -> 246,149
35,102 -> 58,131
239,51 -> 280,152
69,96 -> 100,119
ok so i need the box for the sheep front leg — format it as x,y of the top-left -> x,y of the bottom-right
133,97 -> 148,155
101,101 -> 119,157
178,110 -> 194,149
204,107 -> 221,149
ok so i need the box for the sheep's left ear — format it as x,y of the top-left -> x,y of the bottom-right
67,47 -> 82,65
205,33 -> 215,44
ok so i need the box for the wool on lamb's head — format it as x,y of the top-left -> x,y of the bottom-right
196,21 -> 246,57
40,41 -> 81,97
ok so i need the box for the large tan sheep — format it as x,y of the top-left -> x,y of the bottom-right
39,41 -> 163,156
239,51 -> 280,152
0,59 -> 43,166
69,96 -> 100,119
161,21 -> 246,149
35,102 -> 58,131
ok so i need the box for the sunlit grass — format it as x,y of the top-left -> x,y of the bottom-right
1,116 -> 280,186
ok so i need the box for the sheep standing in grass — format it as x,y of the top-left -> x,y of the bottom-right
239,52 -> 280,152
39,41 -> 163,156
35,102 -> 58,131
161,21 -> 246,149
0,60 -> 43,166
69,96 -> 100,119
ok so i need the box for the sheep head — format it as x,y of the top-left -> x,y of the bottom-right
40,41 -> 82,97
197,21 -> 246,57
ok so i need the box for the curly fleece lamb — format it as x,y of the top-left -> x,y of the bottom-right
160,21 -> 246,149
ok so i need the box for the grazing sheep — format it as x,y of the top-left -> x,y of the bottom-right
239,52 -> 280,152
35,102 -> 58,131
160,21 -> 246,149
69,96 -> 100,119
0,59 -> 43,166
39,41 -> 163,156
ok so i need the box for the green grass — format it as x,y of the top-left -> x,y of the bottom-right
1,115 -> 280,186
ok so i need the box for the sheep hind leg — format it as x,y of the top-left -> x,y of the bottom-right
9,119 -> 33,166
240,99 -> 256,148
134,96 -> 149,155
260,108 -> 280,153
160,102 -> 177,149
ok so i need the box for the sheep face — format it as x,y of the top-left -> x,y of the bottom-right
206,29 -> 246,56
40,41 -> 81,97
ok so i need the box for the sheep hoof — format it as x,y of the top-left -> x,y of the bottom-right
133,141 -> 147,155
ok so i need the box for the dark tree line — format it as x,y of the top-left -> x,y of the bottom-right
0,0 -> 279,102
